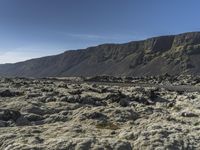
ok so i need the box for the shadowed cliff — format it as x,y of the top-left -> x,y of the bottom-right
1,32 -> 200,77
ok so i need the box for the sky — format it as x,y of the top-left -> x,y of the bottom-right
0,0 -> 200,63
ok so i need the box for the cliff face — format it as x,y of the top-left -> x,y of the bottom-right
1,32 -> 200,77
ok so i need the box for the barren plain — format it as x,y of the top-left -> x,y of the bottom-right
0,75 -> 200,150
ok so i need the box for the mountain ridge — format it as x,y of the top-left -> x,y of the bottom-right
1,31 -> 200,77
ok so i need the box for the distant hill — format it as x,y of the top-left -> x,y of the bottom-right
1,32 -> 200,77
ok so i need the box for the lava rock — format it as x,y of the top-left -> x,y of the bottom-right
25,113 -> 44,122
119,98 -> 129,107
0,90 -> 21,97
0,109 -> 21,121
85,112 -> 108,120
113,141 -> 132,150
21,105 -> 46,115
146,89 -> 158,100
80,96 -> 106,106
0,120 -> 7,127
45,96 -> 57,102
167,101 -> 175,108
16,116 -> 30,126
181,112 -> 198,117
106,92 -> 126,103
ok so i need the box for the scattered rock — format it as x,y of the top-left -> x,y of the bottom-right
21,105 -> 46,115
16,116 -> 30,126
119,98 -> 129,107
135,97 -> 154,105
106,92 -> 126,103
113,141 -> 132,150
60,96 -> 68,102
96,122 -> 120,130
26,93 -> 42,98
112,108 -> 139,122
0,109 -> 21,121
75,138 -> 93,150
69,89 -> 83,95
45,96 -> 57,102
167,101 -> 175,108
45,114 -> 68,123
65,95 -> 81,103
79,96 -> 106,106
24,113 -> 44,122
146,89 -> 158,100
0,77 -> 200,149
0,120 -> 7,127
84,112 -> 108,120
181,112 -> 198,117
0,89 -> 22,97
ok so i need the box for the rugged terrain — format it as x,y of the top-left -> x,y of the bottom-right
1,32 -> 200,77
0,75 -> 200,149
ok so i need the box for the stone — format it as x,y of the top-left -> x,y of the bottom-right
119,98 -> 129,107
21,105 -> 46,115
24,113 -> 44,122
0,120 -> 7,127
0,109 -> 21,121
80,96 -> 106,106
181,112 -> 198,117
84,112 -> 108,120
106,92 -> 126,103
75,138 -> 93,150
0,90 -> 17,97
45,96 -> 57,102
113,141 -> 132,150
60,96 -> 68,102
16,116 -> 30,126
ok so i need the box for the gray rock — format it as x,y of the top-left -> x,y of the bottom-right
60,96 -> 68,102
44,114 -> 68,123
0,109 -> 21,121
80,96 -> 106,106
27,93 -> 42,98
45,96 -> 57,102
119,98 -> 129,107
67,95 -> 81,103
24,113 -> 44,122
113,141 -> 132,150
113,108 -> 139,122
75,138 -> 93,150
21,105 -> 46,115
16,116 -> 30,126
84,112 -> 108,120
0,89 -> 22,97
0,120 -> 7,127
181,112 -> 198,117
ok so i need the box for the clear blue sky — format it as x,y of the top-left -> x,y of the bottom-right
0,0 -> 200,63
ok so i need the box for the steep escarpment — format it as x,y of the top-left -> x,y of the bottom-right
1,32 -> 200,77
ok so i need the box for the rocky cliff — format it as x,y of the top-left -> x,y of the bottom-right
1,32 -> 200,77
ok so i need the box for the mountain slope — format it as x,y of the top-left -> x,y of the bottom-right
1,32 -> 200,77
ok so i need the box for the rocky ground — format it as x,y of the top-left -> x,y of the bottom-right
0,77 -> 200,150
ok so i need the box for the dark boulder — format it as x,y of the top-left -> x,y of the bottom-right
85,112 -> 108,120
0,90 -> 18,97
0,89 -> 23,97
0,109 -> 21,121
